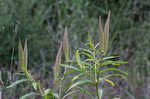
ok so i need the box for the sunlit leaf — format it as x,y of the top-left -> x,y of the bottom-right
103,56 -> 120,60
95,43 -> 100,49
32,81 -> 40,90
104,79 -> 115,86
102,61 -> 114,65
43,89 -> 51,96
25,71 -> 34,81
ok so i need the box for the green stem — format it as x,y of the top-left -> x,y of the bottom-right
96,82 -> 100,99
96,51 -> 104,99
58,81 -> 62,99
58,66 -> 67,99
93,48 -> 100,99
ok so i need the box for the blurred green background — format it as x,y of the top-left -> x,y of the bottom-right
0,0 -> 150,99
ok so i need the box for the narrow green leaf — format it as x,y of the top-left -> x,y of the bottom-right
72,73 -> 84,82
32,81 -> 40,90
62,90 -> 80,99
95,43 -> 100,49
79,48 -> 93,55
103,56 -> 120,60
20,92 -> 39,99
7,79 -> 28,88
104,79 -> 115,86
102,61 -> 128,66
61,64 -> 81,72
102,61 -> 114,65
102,74 -> 127,79
63,70 -> 77,77
67,80 -> 93,92
14,72 -> 25,76
43,89 -> 59,98
80,51 -> 93,59
43,89 -> 51,96
100,68 -> 128,76
114,61 -> 128,64
87,33 -> 94,49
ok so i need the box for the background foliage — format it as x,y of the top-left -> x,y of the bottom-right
0,0 -> 150,99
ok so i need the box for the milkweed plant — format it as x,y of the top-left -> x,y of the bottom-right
7,11 -> 128,99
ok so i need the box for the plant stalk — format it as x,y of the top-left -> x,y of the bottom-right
96,82 -> 100,99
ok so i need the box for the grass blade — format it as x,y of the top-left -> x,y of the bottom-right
61,64 -> 81,72
20,92 -> 39,99
7,79 -> 28,88
62,90 -> 80,99
80,51 -> 93,59
67,80 -> 93,92
99,74 -> 127,80
72,73 -> 84,82
102,61 -> 128,66
100,68 -> 128,76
